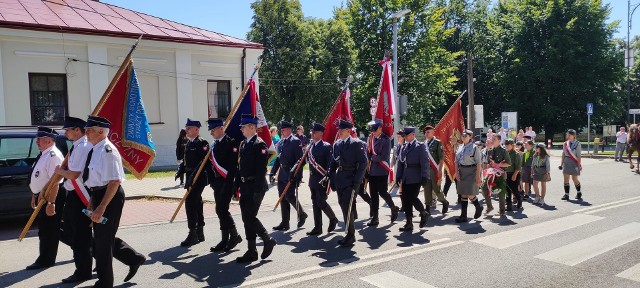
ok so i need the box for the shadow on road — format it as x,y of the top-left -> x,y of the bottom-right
0,259 -> 74,288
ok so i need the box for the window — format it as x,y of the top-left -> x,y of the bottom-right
0,137 -> 37,167
29,74 -> 68,125
207,80 -> 231,119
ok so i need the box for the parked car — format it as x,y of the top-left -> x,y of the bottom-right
0,127 -> 70,219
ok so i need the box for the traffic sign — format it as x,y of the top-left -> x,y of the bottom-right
630,108 -> 640,114
587,103 -> 593,115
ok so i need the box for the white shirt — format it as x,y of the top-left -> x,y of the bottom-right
498,131 -> 506,144
63,136 -> 93,191
85,138 -> 126,188
525,130 -> 536,139
617,131 -> 628,144
29,145 -> 63,194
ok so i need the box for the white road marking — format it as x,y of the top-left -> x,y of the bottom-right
471,214 -> 603,249
361,271 -> 438,288
583,199 -> 640,215
572,196 -> 640,213
617,263 -> 640,283
535,222 -> 640,266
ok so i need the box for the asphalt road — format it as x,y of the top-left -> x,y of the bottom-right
1,156 -> 639,288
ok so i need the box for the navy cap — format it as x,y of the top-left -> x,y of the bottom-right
402,126 -> 416,135
279,120 -> 293,129
36,126 -> 58,138
396,130 -> 406,137
85,115 -> 111,128
207,118 -> 224,130
462,129 -> 474,137
62,116 -> 86,130
239,114 -> 258,126
311,123 -> 325,132
566,129 -> 576,135
337,120 -> 354,129
185,118 -> 201,128
368,119 -> 382,132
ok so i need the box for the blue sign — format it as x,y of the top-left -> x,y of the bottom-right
587,103 -> 593,115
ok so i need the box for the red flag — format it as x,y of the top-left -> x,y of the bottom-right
322,87 -> 355,144
375,57 -> 396,137
434,99 -> 466,181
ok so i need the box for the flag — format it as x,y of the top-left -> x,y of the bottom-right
375,57 -> 396,137
322,86 -> 355,144
225,79 -> 275,152
92,58 -> 155,179
434,99 -> 465,181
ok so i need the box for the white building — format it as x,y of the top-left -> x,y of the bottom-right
0,0 -> 263,167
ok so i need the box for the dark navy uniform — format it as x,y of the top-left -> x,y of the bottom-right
366,119 -> 399,226
306,123 -> 339,235
396,127 -> 430,231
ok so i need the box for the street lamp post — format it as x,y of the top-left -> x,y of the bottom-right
627,1 -> 640,124
392,9 -> 410,136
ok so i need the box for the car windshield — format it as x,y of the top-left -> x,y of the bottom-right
0,137 -> 37,167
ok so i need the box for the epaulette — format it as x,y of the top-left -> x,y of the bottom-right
256,137 -> 265,144
105,144 -> 112,153
49,151 -> 56,157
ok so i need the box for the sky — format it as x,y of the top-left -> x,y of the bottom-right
101,0 -> 636,41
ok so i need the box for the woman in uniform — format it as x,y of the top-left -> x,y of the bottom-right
454,130 -> 483,223
532,143 -> 551,206
560,129 -> 582,200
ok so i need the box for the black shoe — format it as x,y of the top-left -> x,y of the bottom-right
441,200 -> 449,214
576,192 -> 582,200
419,212 -> 429,228
561,194 -> 569,201
61,274 -> 91,283
272,223 -> 290,231
236,250 -> 259,263
297,213 -> 308,228
180,230 -> 199,247
473,205 -> 482,219
124,256 -> 145,282
210,241 -> 228,252
506,206 -> 513,212
390,206 -> 400,222
224,235 -> 243,252
454,216 -> 468,223
261,238 -> 277,259
338,235 -> 356,247
196,226 -> 205,242
306,227 -> 323,235
25,262 -> 53,270
399,223 -> 413,232
327,218 -> 338,233
367,218 -> 379,227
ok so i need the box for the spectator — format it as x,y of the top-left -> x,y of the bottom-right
269,126 -> 280,167
615,127 -> 627,161
175,129 -> 187,185
525,126 -> 537,140
498,128 -> 507,145
532,143 -> 551,206
296,125 -> 309,146
517,129 -> 525,142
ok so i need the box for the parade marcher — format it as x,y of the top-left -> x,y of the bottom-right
25,127 -> 65,271
480,137 -> 493,213
504,139 -> 523,211
532,143 -> 551,205
270,120 -> 308,231
207,118 -> 243,252
328,120 -> 367,247
306,123 -> 339,235
615,127 -> 627,162
84,116 -> 146,287
422,125 -> 450,215
235,114 -> 276,263
395,127 -> 430,231
393,130 -> 406,210
365,119 -> 399,226
454,130 -> 484,223
521,140 -> 535,200
175,129 -> 187,185
484,134 -> 511,216
560,129 -> 583,200
54,117 -> 93,283
181,118 -> 212,246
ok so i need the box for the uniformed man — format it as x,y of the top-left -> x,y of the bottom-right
181,118 -> 212,246
422,125 -> 450,215
328,120 -> 367,247
365,119 -> 399,226
393,130 -> 406,210
560,129 -> 583,200
207,118 -> 243,252
84,116 -> 146,287
25,127 -> 65,270
484,134 -> 511,216
504,139 -> 523,211
269,120 -> 307,231
306,123 -> 339,235
54,116 -> 93,283
235,114 -> 277,263
396,127 -> 430,231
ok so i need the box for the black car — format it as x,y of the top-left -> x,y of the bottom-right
0,128 -> 70,218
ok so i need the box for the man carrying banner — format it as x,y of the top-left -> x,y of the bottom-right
307,123 -> 339,235
560,129 -> 583,200
422,125 -> 450,215
270,120 -> 308,231
396,127 -> 430,231
329,120 -> 367,247
54,116 -> 93,283
207,118 -> 243,252
25,127 -> 65,271
181,118 -> 212,247
236,114 -> 277,263
84,116 -> 146,287
366,119 -> 399,226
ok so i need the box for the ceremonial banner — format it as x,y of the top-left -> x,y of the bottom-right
225,78 -> 275,153
322,86 -> 355,144
375,57 -> 396,137
434,99 -> 466,181
92,58 -> 155,179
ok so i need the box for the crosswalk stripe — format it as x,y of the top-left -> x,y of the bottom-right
361,271 -> 438,288
583,199 -> 640,215
616,263 -> 640,283
535,222 -> 640,266
471,214 -> 603,249
427,207 -> 550,236
572,196 -> 640,213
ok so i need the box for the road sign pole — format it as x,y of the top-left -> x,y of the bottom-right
587,115 -> 591,156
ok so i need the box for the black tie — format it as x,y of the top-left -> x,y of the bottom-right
82,149 -> 94,183
69,145 -> 74,156
28,153 -> 42,185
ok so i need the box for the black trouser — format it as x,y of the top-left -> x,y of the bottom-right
62,190 -> 92,278
92,186 -> 144,288
336,186 -> 356,236
400,183 -> 425,219
212,178 -> 236,230
506,172 -> 522,208
277,180 -> 304,225
34,185 -> 66,266
369,175 -> 394,218
239,181 -> 270,251
310,186 -> 334,227
185,172 -> 206,229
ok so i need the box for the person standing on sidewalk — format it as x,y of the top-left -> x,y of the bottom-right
615,126 -> 628,162
560,129 -> 583,201
207,118 -> 243,253
396,127 -> 430,231
54,117 -> 93,283
365,119 -> 399,226
306,123 -> 339,235
175,129 -> 187,185
422,125 -> 450,215
83,116 -> 146,287
235,114 -> 276,263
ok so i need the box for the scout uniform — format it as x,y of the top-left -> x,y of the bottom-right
483,141 -> 512,215
396,127 -> 430,231
454,130 -> 484,223
561,129 -> 583,200
306,123 -> 339,236
422,125 -> 450,215
505,139 -> 523,211
521,143 -> 535,199
366,119 -> 399,226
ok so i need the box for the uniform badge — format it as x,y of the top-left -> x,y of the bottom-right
35,171 -> 39,178
261,149 -> 266,154
233,147 -> 238,153
203,146 -> 208,151
49,151 -> 56,157
105,145 -> 112,153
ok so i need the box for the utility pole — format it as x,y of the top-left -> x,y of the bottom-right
467,54 -> 475,131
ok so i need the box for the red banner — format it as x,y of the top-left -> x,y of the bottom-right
322,87 -> 355,144
375,57 -> 396,137
434,99 -> 466,181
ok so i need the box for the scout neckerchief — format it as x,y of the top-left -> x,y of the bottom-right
368,134 -> 393,174
563,140 -> 581,169
68,142 -> 90,206
425,137 -> 441,180
210,136 -> 229,179
307,140 -> 327,177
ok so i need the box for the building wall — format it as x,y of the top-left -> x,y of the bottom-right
0,28 -> 262,168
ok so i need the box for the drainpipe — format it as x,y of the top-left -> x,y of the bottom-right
241,48 -> 246,85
